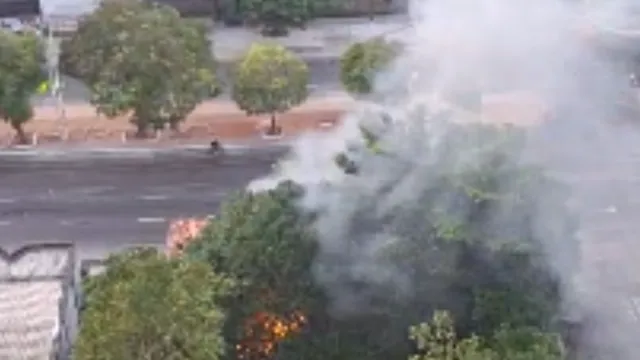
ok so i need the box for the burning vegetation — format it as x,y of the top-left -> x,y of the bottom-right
165,217 -> 208,256
166,217 -> 307,359
236,311 -> 307,359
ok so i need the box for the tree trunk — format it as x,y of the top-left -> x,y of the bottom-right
135,121 -> 148,138
130,112 -> 150,138
169,119 -> 180,132
12,122 -> 27,144
269,113 -> 278,135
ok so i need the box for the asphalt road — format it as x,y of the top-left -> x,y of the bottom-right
0,148 -> 287,259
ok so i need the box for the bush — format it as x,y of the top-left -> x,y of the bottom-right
73,247 -> 235,360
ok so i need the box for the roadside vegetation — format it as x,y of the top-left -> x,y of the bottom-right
232,43 -> 309,135
74,106 -> 579,360
0,0 -> 409,142
340,37 -> 399,96
0,30 -> 46,144
59,0 -> 219,137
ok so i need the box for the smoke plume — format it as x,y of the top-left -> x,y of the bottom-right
250,0 -> 640,356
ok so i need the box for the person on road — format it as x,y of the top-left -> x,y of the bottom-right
209,139 -> 224,155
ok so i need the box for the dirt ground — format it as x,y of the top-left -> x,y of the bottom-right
0,97 -> 355,147
0,93 -> 547,147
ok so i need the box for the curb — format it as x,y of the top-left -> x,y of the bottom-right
0,141 -> 292,160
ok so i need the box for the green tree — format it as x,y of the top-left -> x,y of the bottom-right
60,0 -> 219,137
339,37 -> 398,95
73,247 -> 235,360
185,181 -> 324,359
231,43 -> 309,135
0,30 -> 45,144
409,311 -> 565,360
239,0 -> 310,36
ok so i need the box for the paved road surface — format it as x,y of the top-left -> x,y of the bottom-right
0,148 -> 287,259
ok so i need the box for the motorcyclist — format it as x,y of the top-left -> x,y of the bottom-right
209,139 -> 224,155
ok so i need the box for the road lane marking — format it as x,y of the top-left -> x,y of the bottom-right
59,220 -> 74,226
80,185 -> 116,195
0,198 -> 15,203
137,217 -> 166,224
139,195 -> 169,201
629,297 -> 640,320
0,221 -> 10,226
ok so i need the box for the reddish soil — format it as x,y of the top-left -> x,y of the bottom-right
0,92 -> 547,147
0,97 -> 354,147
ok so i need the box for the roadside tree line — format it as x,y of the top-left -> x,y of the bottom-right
72,108 -> 579,360
0,0 -> 398,142
219,0 -> 395,35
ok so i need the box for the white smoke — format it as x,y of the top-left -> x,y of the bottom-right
250,0 -> 640,356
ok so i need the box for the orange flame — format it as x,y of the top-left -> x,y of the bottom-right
165,217 -> 208,256
236,311 -> 307,359
166,218 -> 306,359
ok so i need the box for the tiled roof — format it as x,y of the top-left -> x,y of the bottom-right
0,245 -> 74,360
0,281 -> 63,360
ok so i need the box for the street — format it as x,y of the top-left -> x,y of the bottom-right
0,148 -> 286,258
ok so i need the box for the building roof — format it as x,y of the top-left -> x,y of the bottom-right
0,244 -> 74,360
0,281 -> 63,360
0,0 -> 40,17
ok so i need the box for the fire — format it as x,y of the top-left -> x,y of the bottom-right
165,217 -> 306,359
165,217 -> 208,256
236,311 -> 307,359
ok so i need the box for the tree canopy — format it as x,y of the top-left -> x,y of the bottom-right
185,181 -> 324,359
231,43 -> 309,135
0,29 -> 45,143
60,0 -> 219,136
409,311 -> 565,360
239,0 -> 312,36
183,104 -> 578,360
73,247 -> 234,360
340,37 -> 398,95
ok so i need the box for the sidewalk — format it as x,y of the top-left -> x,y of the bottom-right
0,96 -> 356,148
0,90 -> 549,150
